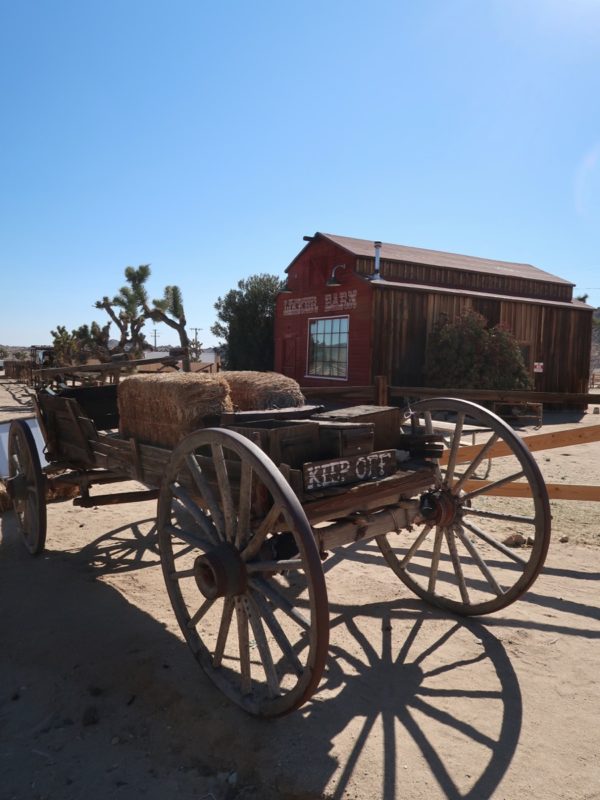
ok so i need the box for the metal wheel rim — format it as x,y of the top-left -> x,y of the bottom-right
157,427 -> 329,717
8,420 -> 47,555
377,398 -> 551,615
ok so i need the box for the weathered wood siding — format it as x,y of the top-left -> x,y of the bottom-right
370,286 -> 592,392
355,257 -> 572,302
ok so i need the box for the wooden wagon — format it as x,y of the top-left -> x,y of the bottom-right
4,376 -> 551,717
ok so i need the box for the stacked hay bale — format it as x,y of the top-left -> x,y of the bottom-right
222,371 -> 305,411
118,373 -> 233,448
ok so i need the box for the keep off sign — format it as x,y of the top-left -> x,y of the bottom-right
303,450 -> 397,491
534,362 -> 544,373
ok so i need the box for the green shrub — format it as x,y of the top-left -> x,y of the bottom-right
425,310 -> 532,390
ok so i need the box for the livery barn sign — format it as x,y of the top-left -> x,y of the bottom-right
282,290 -> 357,317
302,449 -> 397,491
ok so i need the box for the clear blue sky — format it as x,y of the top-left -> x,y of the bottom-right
1,0 -> 599,348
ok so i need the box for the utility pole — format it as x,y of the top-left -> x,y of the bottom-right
190,327 -> 202,361
152,328 -> 160,350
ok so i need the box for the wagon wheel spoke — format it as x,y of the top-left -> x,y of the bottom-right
462,507 -> 536,525
170,484 -> 219,545
211,443 -> 236,542
187,596 -> 216,628
460,470 -> 525,501
460,518 -> 528,565
163,522 -> 215,552
250,588 -> 304,676
213,596 -> 235,668
452,432 -> 500,492
235,460 -> 253,548
422,410 -> 444,483
244,596 -> 281,698
454,524 -> 503,596
399,524 -> 434,569
249,576 -> 311,630
235,598 -> 252,695
240,502 -> 284,562
427,527 -> 444,594
377,398 -> 550,615
444,411 -> 464,484
157,428 -> 328,716
184,453 -> 226,538
169,567 -> 199,579
444,527 -> 470,605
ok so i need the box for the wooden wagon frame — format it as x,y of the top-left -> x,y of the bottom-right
5,374 -> 555,717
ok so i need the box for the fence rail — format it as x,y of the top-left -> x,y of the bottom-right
301,376 -> 600,409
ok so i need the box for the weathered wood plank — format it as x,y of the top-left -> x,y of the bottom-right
440,425 -> 600,465
389,385 -> 600,406
33,355 -> 179,379
460,479 -> 600,501
303,465 -> 437,524
302,450 -> 397,491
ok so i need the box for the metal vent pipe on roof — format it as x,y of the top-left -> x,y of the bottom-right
372,241 -> 382,280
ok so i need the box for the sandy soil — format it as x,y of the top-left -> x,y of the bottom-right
1,378 -> 599,800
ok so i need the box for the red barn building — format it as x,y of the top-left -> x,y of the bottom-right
274,232 -> 592,394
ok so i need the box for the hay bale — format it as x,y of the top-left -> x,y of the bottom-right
118,372 -> 233,448
222,371 -> 305,411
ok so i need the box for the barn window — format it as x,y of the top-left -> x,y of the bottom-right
307,316 -> 349,378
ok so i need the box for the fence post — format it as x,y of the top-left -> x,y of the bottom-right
375,375 -> 388,406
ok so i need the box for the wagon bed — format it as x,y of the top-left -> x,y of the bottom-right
5,377 -> 551,717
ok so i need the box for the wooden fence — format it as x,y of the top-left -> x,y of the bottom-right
301,377 -> 600,503
3,360 -> 34,382
301,376 -> 600,410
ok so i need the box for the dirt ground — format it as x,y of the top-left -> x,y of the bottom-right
1,378 -> 599,800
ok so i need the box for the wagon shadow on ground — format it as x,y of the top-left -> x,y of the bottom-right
75,516 -> 529,799
1,510 -> 535,800
324,540 -> 600,637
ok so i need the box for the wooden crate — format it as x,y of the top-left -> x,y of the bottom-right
312,405 -> 401,451
230,419 -> 320,468
316,421 -> 374,459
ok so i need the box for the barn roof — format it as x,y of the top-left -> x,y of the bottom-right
304,232 -> 573,287
369,278 -> 592,310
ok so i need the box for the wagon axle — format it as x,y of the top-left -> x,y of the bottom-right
419,490 -> 460,527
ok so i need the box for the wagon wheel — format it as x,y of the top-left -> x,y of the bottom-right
157,428 -> 329,717
7,420 -> 47,555
377,398 -> 551,615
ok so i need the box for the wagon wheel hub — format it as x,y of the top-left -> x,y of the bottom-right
194,542 -> 248,600
419,490 -> 459,527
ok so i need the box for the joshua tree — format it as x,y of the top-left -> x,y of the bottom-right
146,285 -> 191,371
95,265 -> 150,356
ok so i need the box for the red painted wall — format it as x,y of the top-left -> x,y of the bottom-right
274,239 -> 374,386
